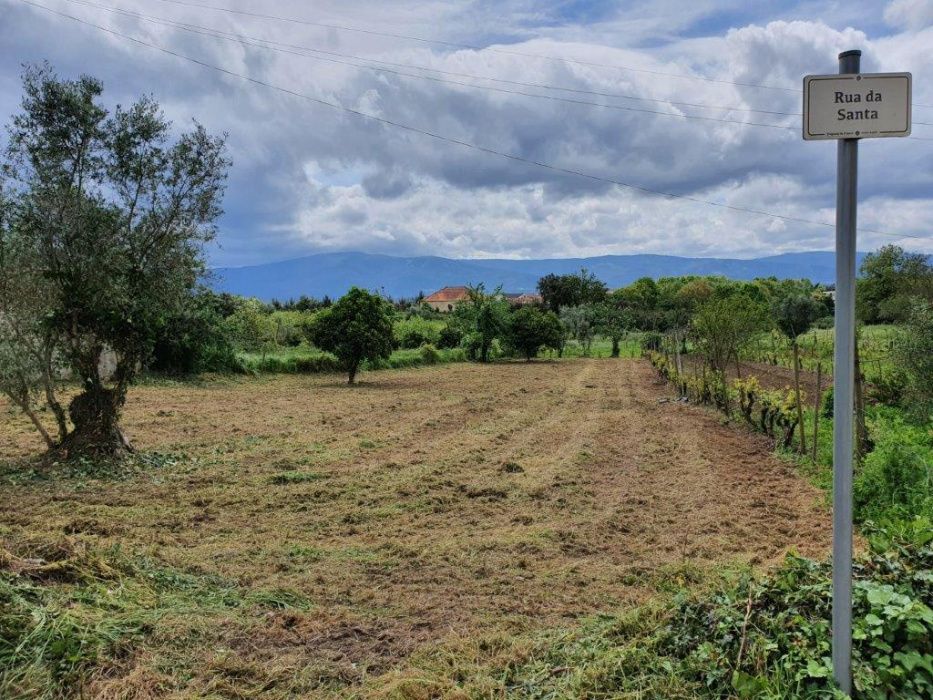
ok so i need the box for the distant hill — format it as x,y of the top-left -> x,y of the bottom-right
209,251 -> 869,301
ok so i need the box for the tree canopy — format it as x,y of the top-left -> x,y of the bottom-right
309,287 -> 395,384
0,64 -> 229,457
508,306 -> 564,360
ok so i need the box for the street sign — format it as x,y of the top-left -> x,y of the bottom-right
803,72 -> 911,140
803,50 -> 914,697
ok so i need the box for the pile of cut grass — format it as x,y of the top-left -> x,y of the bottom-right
0,536 -> 310,698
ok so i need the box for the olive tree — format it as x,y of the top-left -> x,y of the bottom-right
309,287 -> 394,384
560,305 -> 598,356
0,182 -> 68,448
595,297 -> 634,358
1,65 -> 229,458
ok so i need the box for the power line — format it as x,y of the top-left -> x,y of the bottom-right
59,0 -> 800,132
51,0 -> 933,133
147,0 -> 802,94
65,0 -> 804,119
150,0 -> 933,112
17,0 -> 933,244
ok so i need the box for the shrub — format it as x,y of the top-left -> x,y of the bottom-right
149,289 -> 242,375
270,310 -> 316,347
394,317 -> 441,349
855,410 -> 933,521
895,300 -> 933,419
437,323 -> 463,349
419,343 -> 441,365
666,523 -> 933,699
507,306 -> 564,360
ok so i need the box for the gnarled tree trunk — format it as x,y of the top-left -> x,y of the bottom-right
60,386 -> 132,458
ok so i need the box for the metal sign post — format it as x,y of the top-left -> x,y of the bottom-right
803,51 -> 912,696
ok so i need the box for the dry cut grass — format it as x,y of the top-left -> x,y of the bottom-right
0,359 -> 830,698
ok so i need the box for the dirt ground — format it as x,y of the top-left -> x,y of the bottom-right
0,359 -> 830,697
681,354 -> 829,398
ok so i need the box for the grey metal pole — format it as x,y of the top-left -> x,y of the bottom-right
833,48 -> 860,697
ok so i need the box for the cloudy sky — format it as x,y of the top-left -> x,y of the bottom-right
2,0 -> 933,266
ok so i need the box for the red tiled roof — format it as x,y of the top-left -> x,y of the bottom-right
424,286 -> 470,302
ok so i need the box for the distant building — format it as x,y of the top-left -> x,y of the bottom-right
509,293 -> 543,306
423,286 -> 470,312
423,287 -> 542,312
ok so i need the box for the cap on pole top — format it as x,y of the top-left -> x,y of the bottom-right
839,49 -> 862,59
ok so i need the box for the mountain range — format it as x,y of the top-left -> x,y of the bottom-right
209,251 -> 868,301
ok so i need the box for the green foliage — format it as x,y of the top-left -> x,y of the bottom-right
1,64 -> 229,457
457,521 -> 931,699
269,310 -> 317,347
666,522 -> 932,699
437,323 -> 463,349
594,300 -> 635,357
226,298 -> 277,358
691,294 -> 770,373
559,305 -> 598,356
774,294 -> 824,341
895,299 -> 933,418
419,343 -> 442,365
858,245 -> 933,324
308,288 -> 396,383
149,288 -> 242,374
855,408 -> 933,522
394,316 -> 442,349
537,268 -> 607,313
241,351 -> 341,375
507,306 -> 564,360
615,276 -> 664,330
452,285 -> 510,362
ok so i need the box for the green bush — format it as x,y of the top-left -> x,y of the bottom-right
394,317 -> 442,349
855,410 -> 932,522
474,520 -> 931,700
240,351 -> 340,374
666,519 -> 932,699
149,289 -> 243,374
437,323 -> 463,349
419,343 -> 441,365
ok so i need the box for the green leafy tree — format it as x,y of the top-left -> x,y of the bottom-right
149,288 -> 240,374
595,298 -> 634,357
226,298 -> 276,360
0,183 -> 68,448
0,65 -> 229,457
537,268 -> 607,312
454,284 -> 510,362
559,305 -> 598,356
773,295 -> 823,454
616,277 -> 663,330
309,287 -> 394,384
508,306 -> 564,360
691,295 -> 769,375
896,299 -> 933,418
858,245 -> 933,324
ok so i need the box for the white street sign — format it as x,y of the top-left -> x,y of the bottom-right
803,72 -> 911,140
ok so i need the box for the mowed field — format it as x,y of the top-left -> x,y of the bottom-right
0,359 -> 831,697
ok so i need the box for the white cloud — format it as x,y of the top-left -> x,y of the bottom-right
1,1 -> 930,266
884,0 -> 933,30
